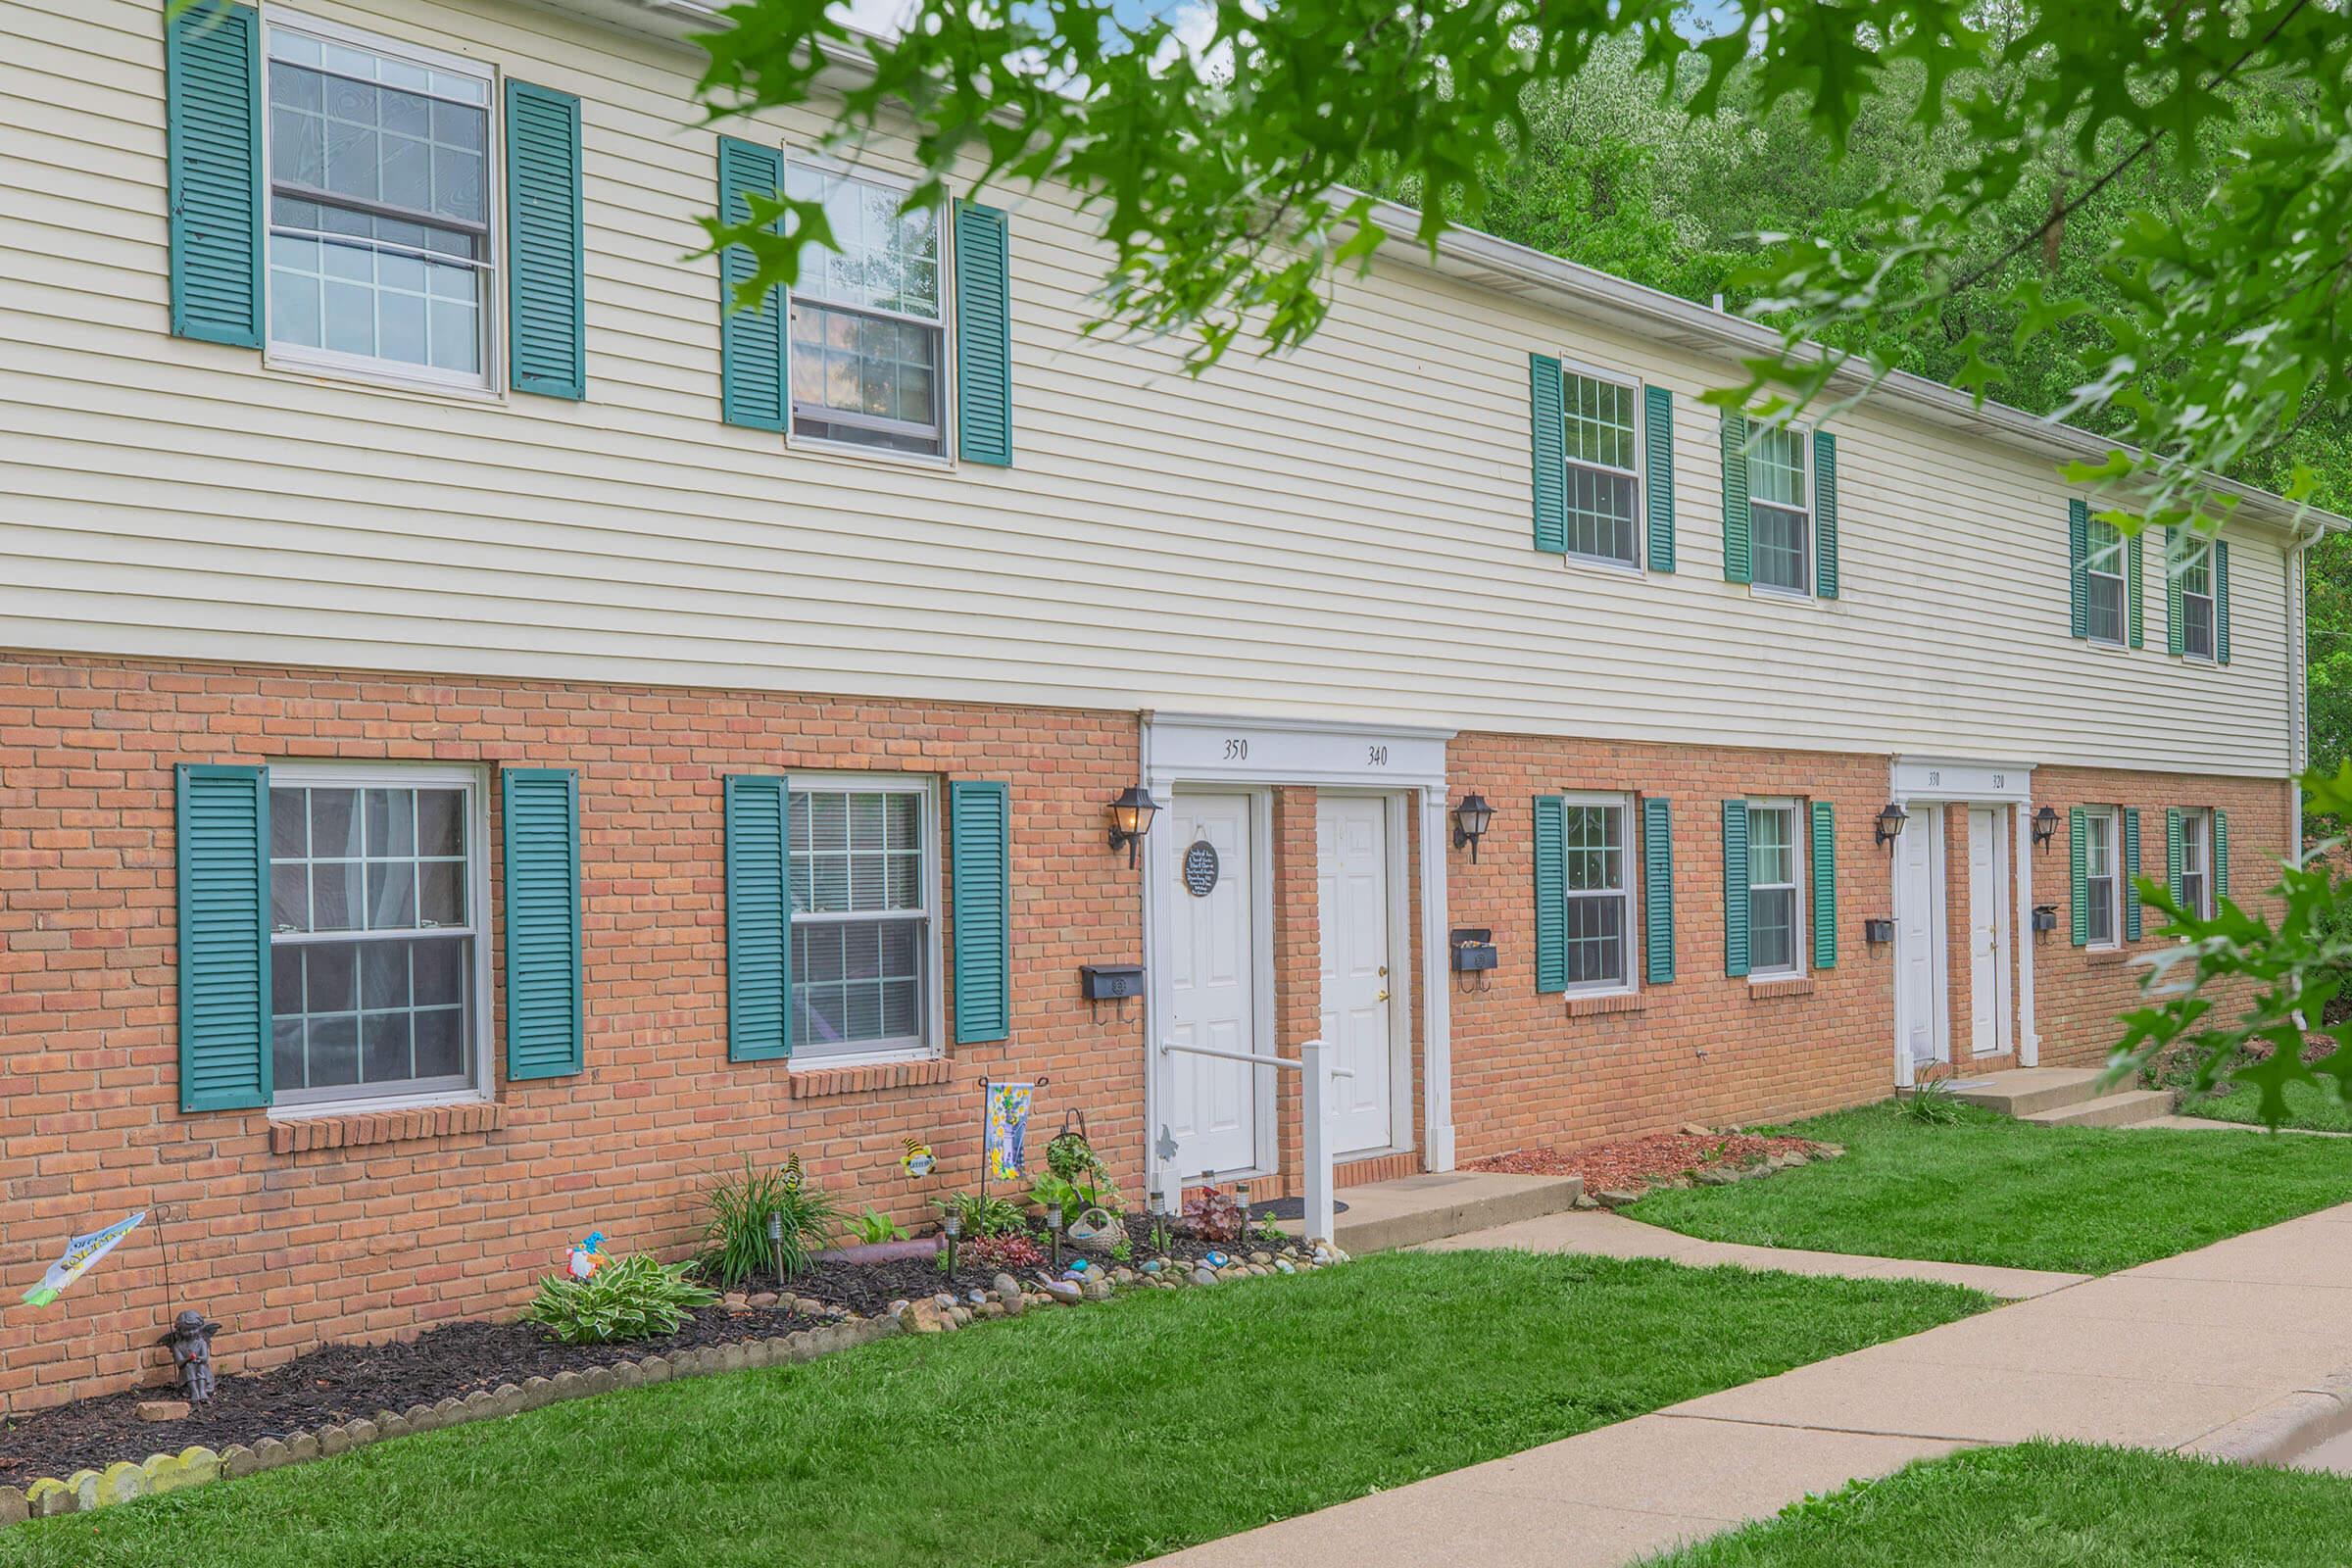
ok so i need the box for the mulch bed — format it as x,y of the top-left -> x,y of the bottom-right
1466,1129 -> 1821,1192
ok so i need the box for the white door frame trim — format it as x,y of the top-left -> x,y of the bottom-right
1890,803 -> 1950,1089
1317,787 -> 1418,1161
1888,756 -> 2039,1082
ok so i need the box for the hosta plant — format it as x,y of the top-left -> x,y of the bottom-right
525,1253 -> 716,1345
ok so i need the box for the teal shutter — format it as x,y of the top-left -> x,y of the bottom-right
2067,500 -> 2089,638
716,137 -> 786,431
1642,797 -> 1675,984
176,764 -> 271,1111
2123,808 -> 2143,940
2216,540 -> 2231,662
955,201 -> 1013,466
1812,432 -> 1839,600
1721,414 -> 1751,584
1534,796 -> 1566,993
1643,385 -> 1676,572
504,81 -> 585,400
2069,807 -> 2088,947
504,769 -> 583,1079
724,775 -> 792,1062
166,2 -> 263,349
1721,799 -> 1750,977
2166,528 -> 2186,656
2215,809 -> 2230,898
2166,807 -> 2184,906
2129,530 -> 2145,649
950,779 -> 1011,1044
1809,801 -> 1837,968
1529,355 -> 1567,555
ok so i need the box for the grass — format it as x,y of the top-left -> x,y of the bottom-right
1644,1441 -> 2352,1566
0,1253 -> 1988,1568
2181,1078 -> 2352,1133
1628,1101 -> 2352,1274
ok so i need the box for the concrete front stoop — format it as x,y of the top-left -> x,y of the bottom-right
1943,1066 -> 2177,1129
1279,1171 -> 1585,1253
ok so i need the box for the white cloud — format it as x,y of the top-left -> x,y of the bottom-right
827,0 -> 916,39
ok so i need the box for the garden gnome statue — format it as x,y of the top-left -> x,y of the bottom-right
158,1310 -> 220,1403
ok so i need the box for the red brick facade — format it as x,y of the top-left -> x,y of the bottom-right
0,652 -> 2291,1411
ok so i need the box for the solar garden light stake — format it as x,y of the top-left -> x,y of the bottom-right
764,1210 -> 784,1284
941,1206 -> 961,1273
1046,1203 -> 1063,1271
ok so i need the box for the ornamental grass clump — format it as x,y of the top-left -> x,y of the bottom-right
701,1154 -> 844,1286
525,1253 -> 717,1345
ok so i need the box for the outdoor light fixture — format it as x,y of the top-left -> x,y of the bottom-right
1106,786 -> 1160,868
1452,792 -> 1494,861
2033,805 -> 2060,854
1046,1202 -> 1065,1270
941,1206 -> 961,1273
1875,801 -> 1909,854
1233,1181 -> 1252,1231
764,1210 -> 784,1277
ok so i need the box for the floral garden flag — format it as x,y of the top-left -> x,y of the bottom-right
22,1211 -> 145,1307
984,1082 -> 1035,1182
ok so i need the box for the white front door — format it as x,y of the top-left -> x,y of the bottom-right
1967,807 -> 2014,1056
1164,791 -> 1261,1178
1893,806 -> 1947,1073
1317,795 -> 1396,1157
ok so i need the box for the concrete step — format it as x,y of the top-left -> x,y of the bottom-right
1284,1170 -> 1585,1253
1947,1067 -> 2116,1118
2021,1089 -> 2179,1128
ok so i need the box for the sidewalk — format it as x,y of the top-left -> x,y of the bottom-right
1151,1200 -> 2352,1568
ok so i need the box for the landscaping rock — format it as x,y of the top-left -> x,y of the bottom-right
95,1460 -> 148,1507
1594,1188 -> 1643,1207
1275,1258 -> 1296,1274
747,1292 -> 779,1308
68,1469 -> 101,1510
220,1445 -> 259,1479
722,1293 -> 751,1313
637,1357 -> 671,1385
1249,1250 -> 1273,1264
0,1486 -> 25,1526
1081,1275 -> 1112,1301
1816,1144 -> 1846,1158
1040,1278 -> 1084,1304
136,1399 -> 191,1424
794,1298 -> 827,1316
285,1432 -> 320,1464
899,1298 -> 948,1333
1191,1266 -> 1220,1287
347,1418 -> 381,1447
1572,1193 -> 1600,1209
980,1300 -> 1004,1319
1693,1166 -> 1739,1185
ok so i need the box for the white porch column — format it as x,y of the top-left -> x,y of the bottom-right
2014,801 -> 2038,1065
1419,785 -> 1455,1169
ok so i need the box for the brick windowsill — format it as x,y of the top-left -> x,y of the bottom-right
789,1057 -> 953,1100
270,1100 -> 507,1154
1565,991 -> 1648,1018
2086,948 -> 2134,966
1747,976 -> 1817,1000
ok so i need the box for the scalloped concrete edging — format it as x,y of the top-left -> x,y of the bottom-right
0,1240 -> 1351,1531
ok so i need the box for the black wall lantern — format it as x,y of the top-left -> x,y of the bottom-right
1106,786 -> 1159,868
1452,793 -> 1494,861
2032,805 -> 2059,854
1874,801 -> 1909,855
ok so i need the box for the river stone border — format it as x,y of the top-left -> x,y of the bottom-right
0,1239 -> 1350,1530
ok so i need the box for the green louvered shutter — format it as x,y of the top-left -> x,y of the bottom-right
1529,355 -> 1567,555
1721,799 -> 1750,977
2215,809 -> 2230,898
1642,797 -> 1675,984
176,764 -> 271,1111
505,81 -> 584,400
2166,807 -> 2184,906
1809,801 -> 1837,968
1721,414 -> 1752,584
950,780 -> 1011,1044
166,2 -> 264,349
724,775 -> 792,1062
2129,531 -> 2145,648
2166,528 -> 2186,656
1643,385 -> 1676,571
1813,432 -> 1839,600
505,769 -> 583,1079
2216,540 -> 2231,662
2067,500 -> 2089,638
716,137 -> 786,431
2068,807 -> 2089,946
1534,796 -> 1567,993
2123,808 -> 2143,940
955,201 -> 1013,466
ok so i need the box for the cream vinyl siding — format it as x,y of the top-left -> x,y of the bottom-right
0,0 -> 2298,777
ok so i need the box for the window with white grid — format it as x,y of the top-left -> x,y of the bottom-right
789,779 -> 933,1059
1749,427 -> 1811,595
1560,796 -> 1636,992
1560,372 -> 1642,567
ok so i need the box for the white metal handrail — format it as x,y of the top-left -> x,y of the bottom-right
1157,1037 -> 1346,1247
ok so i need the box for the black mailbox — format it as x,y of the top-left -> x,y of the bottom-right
1081,964 -> 1145,1001
1449,928 -> 1498,973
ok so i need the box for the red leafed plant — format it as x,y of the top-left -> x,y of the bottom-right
960,1234 -> 1045,1272
1183,1184 -> 1244,1243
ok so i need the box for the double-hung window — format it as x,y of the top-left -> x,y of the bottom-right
2084,520 -> 2128,646
2082,807 -> 2120,947
1746,800 -> 1804,976
265,19 -> 495,388
2180,540 -> 2217,659
1560,371 -> 1642,567
1560,796 -> 1636,991
1748,427 -> 1812,595
267,765 -> 488,1106
786,164 -> 947,457
789,777 -> 937,1060
2180,808 -> 2214,917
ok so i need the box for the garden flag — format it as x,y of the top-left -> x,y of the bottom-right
22,1211 -> 145,1307
984,1082 -> 1035,1182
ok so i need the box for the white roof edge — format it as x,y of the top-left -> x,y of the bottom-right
602,0 -> 2339,539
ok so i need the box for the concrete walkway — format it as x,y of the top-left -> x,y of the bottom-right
1152,1200 -> 2352,1568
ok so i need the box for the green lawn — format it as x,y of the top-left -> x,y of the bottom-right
1628,1101 -> 2352,1274
2182,1077 -> 2352,1133
1644,1441 -> 2352,1566
2,1253 -> 1987,1568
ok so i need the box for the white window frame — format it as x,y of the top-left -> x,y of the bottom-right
787,771 -> 946,1068
266,760 -> 494,1116
1747,425 -> 1815,600
781,155 -> 956,470
259,9 -> 503,399
2082,806 -> 2120,949
1746,797 -> 1806,979
2084,520 -> 2129,648
1555,357 -> 1645,574
2179,539 -> 2217,661
1558,790 -> 1641,996
2180,808 -> 2214,918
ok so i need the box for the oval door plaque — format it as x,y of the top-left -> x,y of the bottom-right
1182,840 -> 1220,897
